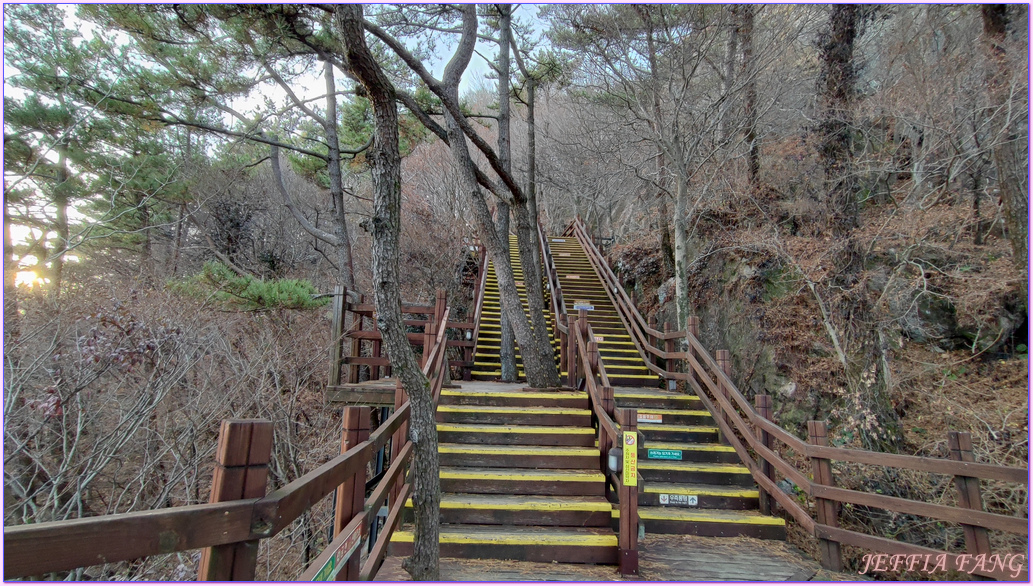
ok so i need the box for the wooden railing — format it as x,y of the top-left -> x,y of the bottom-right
537,221 -> 570,374
567,217 -> 1029,580
564,308 -> 639,576
4,305 -> 453,582
330,286 -> 479,396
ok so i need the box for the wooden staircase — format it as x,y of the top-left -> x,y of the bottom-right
388,385 -> 618,564
546,237 -> 656,387
617,388 -> 786,540
471,235 -> 559,380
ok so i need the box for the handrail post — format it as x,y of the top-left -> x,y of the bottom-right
588,340 -> 600,380
435,290 -> 451,385
334,407 -> 370,580
615,408 -> 639,577
329,285 -> 345,387
559,314 -> 568,375
602,385 -> 614,419
664,322 -> 676,391
807,421 -> 842,572
754,395 -> 774,515
348,294 -> 365,384
685,316 -> 699,391
390,381 -> 408,504
647,316 -> 657,370
948,431 -> 992,561
566,317 -> 578,388
198,420 -> 273,581
715,350 -> 733,445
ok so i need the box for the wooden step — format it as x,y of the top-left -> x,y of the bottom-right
437,405 -> 591,426
388,525 -> 618,563
438,443 -> 598,469
639,482 -> 759,509
633,408 -> 715,426
440,466 -> 606,496
437,423 -> 596,446
439,389 -> 588,409
623,507 -> 786,540
639,441 -> 740,463
410,494 -> 612,526
638,460 -> 754,486
615,389 -> 703,409
637,422 -> 720,443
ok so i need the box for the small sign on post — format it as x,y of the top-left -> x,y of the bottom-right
573,301 -> 595,311
637,413 -> 662,423
622,431 -> 638,486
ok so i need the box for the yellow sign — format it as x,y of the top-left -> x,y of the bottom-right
622,431 -> 638,486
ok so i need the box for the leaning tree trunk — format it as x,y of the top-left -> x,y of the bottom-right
336,5 -> 439,580
323,61 -> 357,291
439,5 -> 559,388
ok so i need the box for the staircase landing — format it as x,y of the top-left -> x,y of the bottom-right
375,532 -> 830,581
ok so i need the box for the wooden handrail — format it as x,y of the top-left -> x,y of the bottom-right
567,216 -> 1029,579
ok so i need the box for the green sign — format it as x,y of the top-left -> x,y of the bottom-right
648,449 -> 682,460
313,558 -> 336,582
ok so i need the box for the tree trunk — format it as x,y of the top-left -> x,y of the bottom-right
496,203 -> 517,382
440,6 -> 559,388
323,61 -> 357,290
741,5 -> 759,191
719,6 -> 739,145
672,175 -> 693,331
495,18 -> 517,382
817,4 -> 860,237
981,5 -> 1028,291
336,5 -> 438,580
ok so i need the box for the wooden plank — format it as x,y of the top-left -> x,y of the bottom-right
199,420 -> 272,581
949,431 -> 995,555
816,524 -> 1029,581
3,501 -> 256,579
811,483 -> 1027,535
806,443 -> 1028,483
326,388 -> 396,406
252,443 -> 372,537
808,421 -> 842,572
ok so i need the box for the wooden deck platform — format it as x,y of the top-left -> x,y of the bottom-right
374,534 -> 858,581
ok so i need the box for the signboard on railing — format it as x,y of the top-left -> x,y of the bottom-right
311,522 -> 363,581
622,431 -> 638,486
573,302 -> 595,311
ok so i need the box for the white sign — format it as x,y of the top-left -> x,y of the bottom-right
659,494 -> 698,506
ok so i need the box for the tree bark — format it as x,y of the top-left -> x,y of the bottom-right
3,184 -> 20,353
495,7 -> 517,382
981,5 -> 1028,289
323,60 -> 356,290
741,5 -> 759,191
672,175 -> 693,331
817,4 -> 860,238
336,5 -> 439,580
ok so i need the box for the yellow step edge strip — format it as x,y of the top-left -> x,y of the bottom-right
644,442 -> 737,453
437,424 -> 595,435
638,424 -> 719,432
441,390 -> 587,399
613,510 -> 785,526
439,445 -> 597,456
642,485 -> 759,498
406,497 -> 612,512
390,531 -> 617,547
440,469 -> 605,481
639,461 -> 750,474
438,406 -> 590,415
